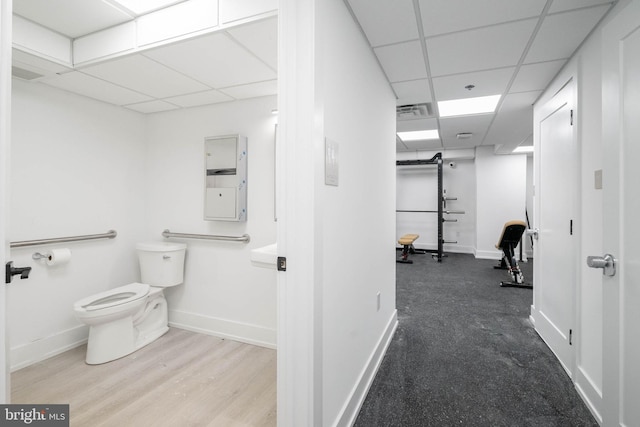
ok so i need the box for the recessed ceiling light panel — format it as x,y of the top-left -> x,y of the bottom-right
438,95 -> 501,118
397,130 -> 440,141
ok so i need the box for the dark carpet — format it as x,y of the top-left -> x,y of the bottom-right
354,252 -> 597,427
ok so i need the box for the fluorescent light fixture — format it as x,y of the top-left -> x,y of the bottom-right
438,95 -> 501,118
513,146 -> 534,154
397,130 -> 440,141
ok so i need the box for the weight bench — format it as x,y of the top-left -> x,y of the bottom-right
397,234 -> 426,264
494,220 -> 532,288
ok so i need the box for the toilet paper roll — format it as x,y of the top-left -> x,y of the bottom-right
46,248 -> 71,266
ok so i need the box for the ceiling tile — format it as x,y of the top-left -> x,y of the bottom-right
397,140 -> 410,152
510,60 -> 566,93
525,5 -> 610,63
548,0 -> 614,14
402,139 -> 443,151
81,54 -> 210,98
374,40 -> 427,82
124,100 -> 180,114
219,80 -> 278,99
226,17 -> 278,69
13,0 -> 134,38
439,115 -> 493,148
41,71 -> 153,105
484,91 -> 540,147
12,49 -> 72,77
419,0 -> 546,37
397,118 -> 438,133
165,90 -> 234,108
427,19 -> 537,77
392,79 -> 432,106
143,32 -> 277,89
112,0 -> 184,15
432,67 -> 515,101
347,0 -> 419,47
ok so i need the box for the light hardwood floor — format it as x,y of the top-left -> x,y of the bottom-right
11,328 -> 276,427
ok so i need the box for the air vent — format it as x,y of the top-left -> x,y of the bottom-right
12,66 -> 44,81
396,103 -> 434,120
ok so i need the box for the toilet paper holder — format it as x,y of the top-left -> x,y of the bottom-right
32,252 -> 51,261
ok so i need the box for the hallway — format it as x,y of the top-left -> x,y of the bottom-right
355,253 -> 596,426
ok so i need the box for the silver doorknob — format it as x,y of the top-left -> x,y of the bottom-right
526,228 -> 539,240
586,254 -> 617,277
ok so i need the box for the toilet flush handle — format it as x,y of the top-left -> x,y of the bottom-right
163,255 -> 171,260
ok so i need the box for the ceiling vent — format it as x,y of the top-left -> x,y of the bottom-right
396,103 -> 434,121
12,66 -> 44,81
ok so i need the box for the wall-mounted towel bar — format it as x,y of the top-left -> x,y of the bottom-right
162,229 -> 250,243
10,230 -> 117,248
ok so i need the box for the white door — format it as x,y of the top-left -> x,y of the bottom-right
1,0 -> 12,403
601,1 -> 640,425
533,80 -> 576,376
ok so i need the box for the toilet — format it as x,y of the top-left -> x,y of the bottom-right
74,242 -> 187,364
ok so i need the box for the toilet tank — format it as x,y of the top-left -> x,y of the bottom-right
136,242 -> 187,287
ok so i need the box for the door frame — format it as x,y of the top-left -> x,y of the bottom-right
0,0 -> 12,403
601,1 -> 640,424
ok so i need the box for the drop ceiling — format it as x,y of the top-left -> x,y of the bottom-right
11,0 -> 616,153
347,0 -> 616,153
11,0 -> 277,114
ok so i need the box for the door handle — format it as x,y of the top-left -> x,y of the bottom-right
586,254 -> 617,277
526,228 -> 539,240
5,261 -> 32,284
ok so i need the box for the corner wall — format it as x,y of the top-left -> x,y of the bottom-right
144,96 -> 278,347
475,146 -> 527,259
9,80 -> 147,369
321,0 -> 397,424
9,82 -> 279,369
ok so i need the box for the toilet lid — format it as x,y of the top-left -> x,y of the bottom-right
75,283 -> 150,312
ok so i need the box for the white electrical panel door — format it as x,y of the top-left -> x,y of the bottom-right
204,135 -> 247,221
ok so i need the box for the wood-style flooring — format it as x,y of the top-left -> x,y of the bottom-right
11,328 -> 276,427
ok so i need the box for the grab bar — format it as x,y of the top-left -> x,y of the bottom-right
162,229 -> 250,243
10,230 -> 117,248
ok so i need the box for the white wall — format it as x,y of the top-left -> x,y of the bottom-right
9,80 -> 147,369
396,154 -> 476,254
277,0 -> 397,424
475,146 -> 527,259
9,80 -> 278,369
144,96 -> 278,347
320,0 -> 397,424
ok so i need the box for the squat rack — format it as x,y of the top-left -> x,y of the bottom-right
396,152 -> 463,262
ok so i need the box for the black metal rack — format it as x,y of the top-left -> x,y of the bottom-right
396,152 -> 463,262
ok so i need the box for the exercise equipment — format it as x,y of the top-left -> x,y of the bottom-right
396,153 -> 464,262
494,220 -> 532,288
396,234 -> 426,263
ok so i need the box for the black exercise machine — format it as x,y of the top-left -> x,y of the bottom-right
494,220 -> 532,288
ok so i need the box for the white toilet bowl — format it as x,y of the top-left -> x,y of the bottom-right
73,242 -> 186,364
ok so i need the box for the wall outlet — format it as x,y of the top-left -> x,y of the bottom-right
376,292 -> 381,312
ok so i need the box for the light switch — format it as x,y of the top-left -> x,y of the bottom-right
325,138 -> 339,186
594,169 -> 603,190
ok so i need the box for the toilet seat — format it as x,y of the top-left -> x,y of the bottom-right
74,283 -> 150,312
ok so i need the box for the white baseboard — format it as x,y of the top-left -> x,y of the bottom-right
333,310 -> 399,427
10,325 -> 88,372
575,366 -> 603,425
475,249 -> 502,260
168,309 -> 276,349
